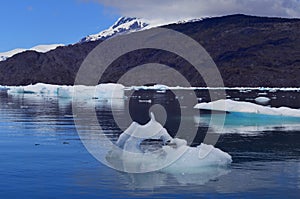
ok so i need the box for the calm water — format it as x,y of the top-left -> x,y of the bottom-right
1,89 -> 300,198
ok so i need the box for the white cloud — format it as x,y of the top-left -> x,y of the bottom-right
95,0 -> 300,24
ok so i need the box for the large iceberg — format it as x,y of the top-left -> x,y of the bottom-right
194,99 -> 300,133
106,113 -> 232,173
194,99 -> 300,117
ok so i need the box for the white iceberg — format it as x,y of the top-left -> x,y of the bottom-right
7,83 -> 58,95
106,113 -> 232,173
194,99 -> 300,117
255,96 -> 271,105
6,83 -> 124,99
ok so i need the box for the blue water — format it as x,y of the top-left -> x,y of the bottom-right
1,91 -> 300,198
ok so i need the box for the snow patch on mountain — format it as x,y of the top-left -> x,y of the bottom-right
0,44 -> 64,61
79,17 -> 149,43
176,18 -> 204,24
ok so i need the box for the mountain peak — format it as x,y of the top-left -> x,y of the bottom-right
79,17 -> 149,43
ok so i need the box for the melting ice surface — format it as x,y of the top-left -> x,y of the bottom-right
106,113 -> 232,173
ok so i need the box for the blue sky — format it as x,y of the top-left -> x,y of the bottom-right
1,0 -> 300,52
0,0 -> 119,52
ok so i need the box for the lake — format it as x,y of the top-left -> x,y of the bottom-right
0,88 -> 300,198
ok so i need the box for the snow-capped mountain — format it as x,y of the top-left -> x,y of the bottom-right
0,44 -> 64,61
79,17 -> 149,43
0,16 -> 202,62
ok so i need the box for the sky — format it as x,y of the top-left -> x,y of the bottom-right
1,0 -> 300,52
0,0 -> 119,52
98,0 -> 300,24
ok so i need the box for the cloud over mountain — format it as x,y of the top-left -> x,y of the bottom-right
95,0 -> 300,24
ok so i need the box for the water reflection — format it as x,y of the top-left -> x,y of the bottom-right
73,164 -> 230,191
119,167 -> 230,189
194,113 -> 300,134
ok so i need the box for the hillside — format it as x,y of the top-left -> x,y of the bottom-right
1,14 -> 300,87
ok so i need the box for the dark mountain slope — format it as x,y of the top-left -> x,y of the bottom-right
1,14 -> 300,87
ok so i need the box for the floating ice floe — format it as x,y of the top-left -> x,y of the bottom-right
6,83 -> 124,99
255,97 -> 271,105
126,84 -> 170,91
194,99 -> 300,117
8,83 -> 60,95
106,113 -> 231,173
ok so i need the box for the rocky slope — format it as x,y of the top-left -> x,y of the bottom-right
0,44 -> 64,61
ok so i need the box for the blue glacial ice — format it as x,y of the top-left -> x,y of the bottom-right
194,99 -> 300,133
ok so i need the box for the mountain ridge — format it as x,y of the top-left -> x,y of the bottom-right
0,44 -> 64,61
0,14 -> 300,87
0,17 -> 149,61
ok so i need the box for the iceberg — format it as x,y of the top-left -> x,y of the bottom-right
106,113 -> 232,173
0,86 -> 8,92
7,83 -> 60,95
6,83 -> 124,99
194,99 -> 300,134
255,96 -> 271,105
194,99 -> 300,117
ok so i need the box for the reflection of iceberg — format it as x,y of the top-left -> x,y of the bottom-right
6,83 -> 124,99
194,114 -> 300,134
106,113 -> 232,173
194,99 -> 300,117
119,167 -> 230,189
167,167 -> 230,185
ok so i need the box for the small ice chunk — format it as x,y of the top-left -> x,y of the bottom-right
255,97 -> 271,105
